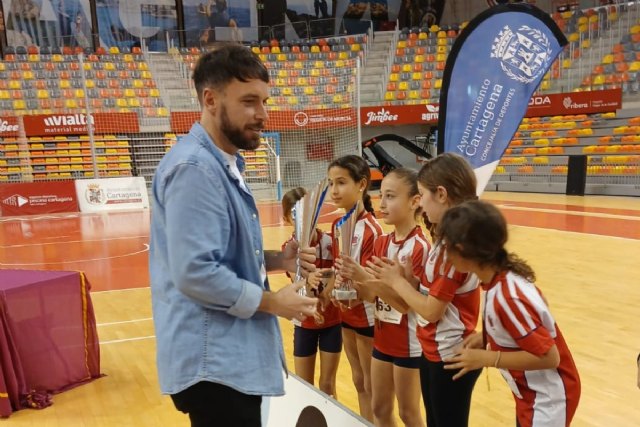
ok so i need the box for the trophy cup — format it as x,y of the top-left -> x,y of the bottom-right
331,201 -> 360,301
292,179 -> 329,285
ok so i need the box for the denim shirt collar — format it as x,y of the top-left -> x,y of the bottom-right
188,122 -> 247,174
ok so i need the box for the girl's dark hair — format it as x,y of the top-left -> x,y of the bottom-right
328,155 -> 375,214
386,167 -> 422,219
281,187 -> 307,224
439,200 -> 536,282
417,152 -> 478,235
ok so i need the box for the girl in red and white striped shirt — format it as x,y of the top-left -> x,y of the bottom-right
341,168 -> 429,427
328,155 -> 382,422
368,153 -> 481,427
440,201 -> 581,427
281,187 -> 342,398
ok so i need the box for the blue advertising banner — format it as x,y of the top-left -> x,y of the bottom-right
437,4 -> 567,194
96,0 -> 178,51
2,0 -> 91,48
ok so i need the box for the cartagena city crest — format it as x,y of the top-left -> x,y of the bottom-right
491,25 -> 552,84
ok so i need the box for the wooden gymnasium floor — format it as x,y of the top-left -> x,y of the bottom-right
0,192 -> 639,427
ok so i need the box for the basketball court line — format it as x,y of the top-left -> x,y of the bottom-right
0,243 -> 149,266
100,335 -> 156,345
497,204 -> 640,221
97,318 -> 153,327
511,224 -> 640,241
0,235 -> 149,248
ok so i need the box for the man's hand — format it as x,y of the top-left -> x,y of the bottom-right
259,281 -> 318,322
282,240 -> 316,277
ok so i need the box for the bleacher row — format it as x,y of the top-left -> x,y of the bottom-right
0,45 -> 170,118
0,135 -> 133,182
493,112 -> 640,180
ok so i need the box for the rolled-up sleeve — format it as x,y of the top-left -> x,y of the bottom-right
163,162 -> 262,319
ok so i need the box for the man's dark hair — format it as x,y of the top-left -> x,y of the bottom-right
192,44 -> 269,104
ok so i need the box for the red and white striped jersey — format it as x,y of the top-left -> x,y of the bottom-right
332,211 -> 383,328
416,242 -> 480,362
483,271 -> 581,427
283,229 -> 341,329
372,226 -> 430,358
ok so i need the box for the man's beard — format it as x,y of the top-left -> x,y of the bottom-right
220,104 -> 262,151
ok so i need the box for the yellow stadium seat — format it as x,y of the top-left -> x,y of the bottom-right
132,80 -> 144,89
22,71 -> 34,80
304,86 -> 314,95
65,99 -> 78,109
124,88 -> 135,97
414,55 -> 424,63
127,98 -> 141,107
338,52 -> 349,60
13,99 -> 27,110
141,71 -> 152,79
8,81 -> 21,90
123,54 -> 134,62
52,54 -> 63,62
0,90 -> 9,99
602,54 -> 614,64
149,89 -> 160,97
85,80 -> 95,88
412,72 -> 422,80
282,87 -> 293,96
74,89 -> 85,98
138,62 -> 149,71
434,79 -> 442,89
37,90 -> 49,99
116,98 -> 128,108
389,73 -> 399,82
397,40 -> 406,48
384,91 -> 395,101
83,63 -> 92,70
402,64 -> 412,73
409,90 -> 420,100
109,46 -> 120,54
59,80 -> 71,89
157,108 -> 169,117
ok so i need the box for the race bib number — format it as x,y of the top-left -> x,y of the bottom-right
374,298 -> 402,324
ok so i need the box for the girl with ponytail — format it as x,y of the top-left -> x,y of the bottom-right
367,153 -> 481,427
440,200 -> 581,427
328,155 -> 382,421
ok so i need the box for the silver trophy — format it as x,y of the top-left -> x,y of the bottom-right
292,179 -> 329,285
331,201 -> 360,301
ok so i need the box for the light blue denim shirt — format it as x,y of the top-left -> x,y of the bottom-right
149,122 -> 286,397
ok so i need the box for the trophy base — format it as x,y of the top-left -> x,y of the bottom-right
331,288 -> 358,301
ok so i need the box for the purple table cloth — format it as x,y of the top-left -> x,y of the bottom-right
0,269 -> 101,417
